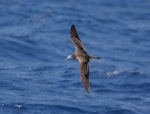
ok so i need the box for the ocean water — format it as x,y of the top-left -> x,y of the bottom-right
0,0 -> 150,114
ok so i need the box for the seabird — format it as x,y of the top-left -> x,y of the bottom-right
66,24 -> 101,93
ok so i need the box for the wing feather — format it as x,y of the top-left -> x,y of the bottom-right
80,62 -> 90,93
70,24 -> 87,54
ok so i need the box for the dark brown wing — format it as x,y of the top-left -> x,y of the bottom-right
70,24 -> 87,54
80,62 -> 90,93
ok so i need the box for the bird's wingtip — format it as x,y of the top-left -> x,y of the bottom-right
87,89 -> 90,94
71,24 -> 75,26
84,85 -> 90,94
71,24 -> 75,29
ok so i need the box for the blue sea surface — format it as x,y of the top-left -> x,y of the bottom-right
0,0 -> 150,114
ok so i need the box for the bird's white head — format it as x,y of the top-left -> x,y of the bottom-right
65,54 -> 75,60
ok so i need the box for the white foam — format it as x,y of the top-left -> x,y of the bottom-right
15,104 -> 23,108
106,70 -> 120,77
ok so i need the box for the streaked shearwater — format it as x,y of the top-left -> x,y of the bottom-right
66,24 -> 101,93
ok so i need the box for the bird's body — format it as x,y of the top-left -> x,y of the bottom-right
66,24 -> 100,93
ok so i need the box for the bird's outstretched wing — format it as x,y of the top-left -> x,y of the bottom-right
70,24 -> 87,54
80,62 -> 90,93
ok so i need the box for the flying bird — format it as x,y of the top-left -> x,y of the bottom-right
66,24 -> 101,93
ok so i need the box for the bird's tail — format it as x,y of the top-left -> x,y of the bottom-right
89,55 -> 101,60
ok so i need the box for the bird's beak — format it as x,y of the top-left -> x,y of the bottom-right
64,57 -> 69,60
